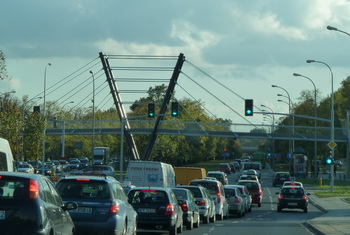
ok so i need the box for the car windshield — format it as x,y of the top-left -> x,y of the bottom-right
190,181 -> 218,196
224,188 -> 236,197
238,182 -> 259,190
0,177 -> 28,200
18,164 -> 30,168
128,190 -> 169,204
56,180 -> 110,199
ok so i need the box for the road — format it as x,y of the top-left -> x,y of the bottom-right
139,167 -> 325,235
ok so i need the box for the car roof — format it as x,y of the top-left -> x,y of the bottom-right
58,175 -> 117,183
0,172 -> 44,180
281,185 -> 304,189
207,171 -> 225,174
130,187 -> 173,192
238,180 -> 260,183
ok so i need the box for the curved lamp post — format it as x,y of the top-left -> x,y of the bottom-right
293,73 -> 318,177
307,59 -> 334,192
327,25 -> 350,37
42,63 -> 51,174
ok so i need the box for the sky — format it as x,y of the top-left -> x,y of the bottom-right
1,0 -> 350,130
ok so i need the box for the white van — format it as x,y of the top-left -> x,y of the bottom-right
125,161 -> 175,188
0,138 -> 15,172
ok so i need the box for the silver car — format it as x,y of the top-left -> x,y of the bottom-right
71,165 -> 115,177
17,163 -> 34,173
176,185 -> 216,224
229,185 -> 252,213
224,185 -> 245,217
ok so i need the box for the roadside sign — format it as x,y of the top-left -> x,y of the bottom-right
287,153 -> 293,159
290,177 -> 295,182
328,141 -> 337,149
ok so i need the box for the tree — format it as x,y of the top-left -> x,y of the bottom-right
0,50 -> 10,80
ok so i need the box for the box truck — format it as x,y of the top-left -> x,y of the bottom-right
92,147 -> 110,165
125,161 -> 175,188
0,138 -> 15,172
174,167 -> 206,185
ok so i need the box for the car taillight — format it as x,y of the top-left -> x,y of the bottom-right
234,197 -> 241,203
217,192 -> 221,203
110,202 -> 120,214
197,200 -> 206,206
302,196 -> 307,200
165,204 -> 175,215
76,178 -> 90,181
180,202 -> 188,212
29,179 -> 39,199
278,195 -> 283,199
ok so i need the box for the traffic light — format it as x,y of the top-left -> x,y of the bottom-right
245,99 -> 253,116
148,103 -> 155,118
325,156 -> 334,165
171,102 -> 179,117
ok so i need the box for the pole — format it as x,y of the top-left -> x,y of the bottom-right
90,71 -> 96,159
120,118 -> 125,182
42,63 -> 51,174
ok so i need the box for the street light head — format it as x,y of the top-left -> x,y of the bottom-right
90,70 -> 93,74
271,85 -> 278,88
48,63 -> 51,66
261,104 -> 266,107
327,25 -> 338,31
293,73 -> 301,77
277,94 -> 283,97
306,60 -> 315,63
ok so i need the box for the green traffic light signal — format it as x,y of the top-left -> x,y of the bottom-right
148,103 -> 155,118
171,102 -> 179,117
325,156 -> 334,165
245,99 -> 253,116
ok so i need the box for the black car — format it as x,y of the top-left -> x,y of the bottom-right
0,172 -> 77,234
272,172 -> 291,187
276,185 -> 310,213
172,187 -> 200,230
56,175 -> 138,235
128,187 -> 183,234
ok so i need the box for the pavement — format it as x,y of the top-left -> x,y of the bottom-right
303,174 -> 350,235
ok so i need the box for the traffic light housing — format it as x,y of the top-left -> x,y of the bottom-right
171,102 -> 179,117
148,103 -> 155,118
245,99 -> 253,116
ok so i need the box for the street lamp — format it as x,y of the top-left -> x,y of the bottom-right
261,104 -> 275,164
293,73 -> 318,177
42,63 -> 51,174
273,85 -> 293,155
90,71 -> 96,159
307,59 -> 334,192
327,25 -> 350,37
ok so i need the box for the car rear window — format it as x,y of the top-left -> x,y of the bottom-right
224,188 -> 237,197
179,187 -> 202,198
189,181 -> 218,196
281,188 -> 304,195
0,176 -> 28,200
238,181 -> 259,190
56,180 -> 110,199
128,189 -> 169,204
207,173 -> 224,179
276,173 -> 290,178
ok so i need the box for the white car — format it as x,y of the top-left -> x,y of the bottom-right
17,163 -> 35,173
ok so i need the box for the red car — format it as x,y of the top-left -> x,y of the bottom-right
218,163 -> 231,175
237,180 -> 263,207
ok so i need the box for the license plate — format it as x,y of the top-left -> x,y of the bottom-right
288,202 -> 297,206
72,207 -> 92,213
138,208 -> 156,213
0,211 -> 5,220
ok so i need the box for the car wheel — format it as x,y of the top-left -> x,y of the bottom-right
170,225 -> 177,235
218,211 -> 224,221
194,214 -> 200,228
248,205 -> 252,212
122,221 -> 127,235
237,210 -> 242,218
210,213 -> 216,223
258,202 -> 262,207
304,207 -> 308,213
186,215 -> 193,230
177,220 -> 183,234
277,206 -> 282,212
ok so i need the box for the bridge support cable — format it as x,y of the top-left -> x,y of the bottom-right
142,53 -> 185,160
99,52 -> 141,160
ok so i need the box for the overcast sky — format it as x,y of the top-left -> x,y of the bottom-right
1,0 -> 350,127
